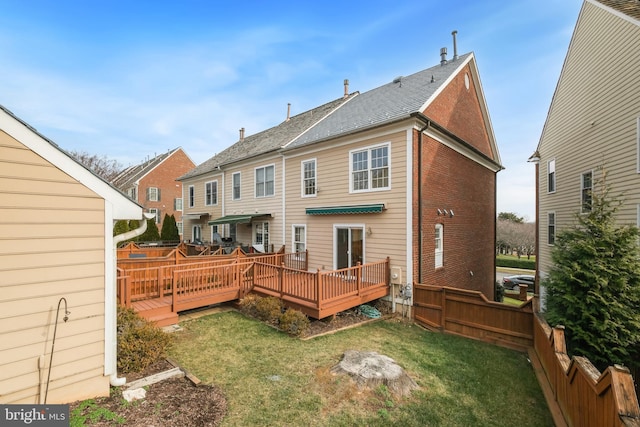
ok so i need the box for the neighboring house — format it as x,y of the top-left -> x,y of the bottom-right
112,147 -> 195,238
532,0 -> 640,301
0,105 -> 143,404
180,43 -> 502,300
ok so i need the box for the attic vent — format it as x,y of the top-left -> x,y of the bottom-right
393,76 -> 403,84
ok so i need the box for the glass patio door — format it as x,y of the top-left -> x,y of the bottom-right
336,226 -> 364,269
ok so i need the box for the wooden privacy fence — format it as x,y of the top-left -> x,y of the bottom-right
412,283 -> 534,351
533,314 -> 640,427
252,258 -> 390,319
411,284 -> 640,426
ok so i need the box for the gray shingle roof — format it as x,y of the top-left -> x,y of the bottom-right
112,148 -> 181,189
286,52 -> 473,149
180,95 -> 356,180
595,0 -> 640,21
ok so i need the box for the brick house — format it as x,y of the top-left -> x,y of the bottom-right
112,147 -> 195,238
180,45 -> 502,302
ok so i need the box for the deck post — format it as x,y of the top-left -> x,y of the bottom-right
279,263 -> 285,298
316,270 -> 322,312
172,270 -> 178,313
125,276 -> 131,307
356,262 -> 362,296
441,287 -> 446,329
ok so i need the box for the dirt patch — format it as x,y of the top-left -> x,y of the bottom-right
69,359 -> 227,427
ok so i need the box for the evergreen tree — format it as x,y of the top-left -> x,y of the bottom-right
543,177 -> 640,371
138,218 -> 160,242
160,213 -> 179,241
113,220 -> 130,236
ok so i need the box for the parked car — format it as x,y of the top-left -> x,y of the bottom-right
502,275 -> 534,291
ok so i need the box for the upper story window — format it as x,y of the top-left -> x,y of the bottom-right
147,187 -> 160,202
581,171 -> 593,213
174,197 -> 183,211
188,185 -> 195,208
547,159 -> 556,193
548,212 -> 556,245
350,143 -> 390,193
127,187 -> 137,201
232,172 -> 241,200
255,165 -> 275,198
205,181 -> 218,206
435,224 -> 443,268
302,159 -> 316,197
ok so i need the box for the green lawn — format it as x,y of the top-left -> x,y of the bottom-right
169,312 -> 553,426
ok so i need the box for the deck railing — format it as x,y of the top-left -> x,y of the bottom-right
252,258 -> 390,318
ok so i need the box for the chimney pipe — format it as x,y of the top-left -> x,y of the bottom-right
239,127 -> 245,141
286,103 -> 291,121
440,47 -> 447,65
452,30 -> 458,60
343,79 -> 349,98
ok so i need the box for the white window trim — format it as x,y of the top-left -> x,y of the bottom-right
547,158 -> 556,194
148,186 -> 159,202
253,221 -> 270,250
349,142 -> 391,193
255,164 -> 276,198
188,185 -> 195,208
175,197 -> 183,211
176,221 -> 183,236
232,172 -> 241,201
580,170 -> 593,213
435,223 -> 443,268
547,211 -> 556,246
148,208 -> 161,224
292,224 -> 306,256
301,158 -> 317,197
205,180 -> 218,206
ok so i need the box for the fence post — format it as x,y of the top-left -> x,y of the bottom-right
125,276 -> 131,307
441,287 -> 446,330
158,267 -> 164,298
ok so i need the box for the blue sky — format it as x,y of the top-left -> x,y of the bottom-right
0,1 -> 583,220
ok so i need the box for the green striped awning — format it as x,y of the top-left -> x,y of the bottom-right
305,204 -> 385,215
208,213 -> 271,225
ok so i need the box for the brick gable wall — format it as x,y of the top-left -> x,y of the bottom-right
138,149 -> 195,235
412,132 -> 496,298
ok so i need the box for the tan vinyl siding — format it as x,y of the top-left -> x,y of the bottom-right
285,127 -> 409,271
0,131 -> 109,403
537,2 -> 640,274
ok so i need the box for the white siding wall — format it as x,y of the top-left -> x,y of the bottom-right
284,127 -> 409,273
537,1 -> 640,274
0,131 -> 110,403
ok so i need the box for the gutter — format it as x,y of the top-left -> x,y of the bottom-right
108,212 -> 154,387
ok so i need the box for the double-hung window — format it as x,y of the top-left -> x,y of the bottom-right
232,172 -> 241,200
188,185 -> 195,208
581,171 -> 593,213
547,159 -> 556,193
255,165 -> 275,197
205,181 -> 218,206
147,187 -> 160,201
302,159 -> 317,197
548,212 -> 555,245
174,197 -> 183,211
435,224 -> 443,268
148,208 -> 161,224
350,144 -> 390,192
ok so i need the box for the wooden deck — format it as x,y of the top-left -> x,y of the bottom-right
118,252 -> 389,326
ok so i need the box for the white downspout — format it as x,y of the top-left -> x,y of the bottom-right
108,212 -> 154,386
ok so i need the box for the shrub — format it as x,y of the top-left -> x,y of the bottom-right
117,305 -> 172,374
494,281 -> 504,302
279,308 -> 310,337
496,256 -> 535,270
254,296 -> 283,323
238,294 -> 260,317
